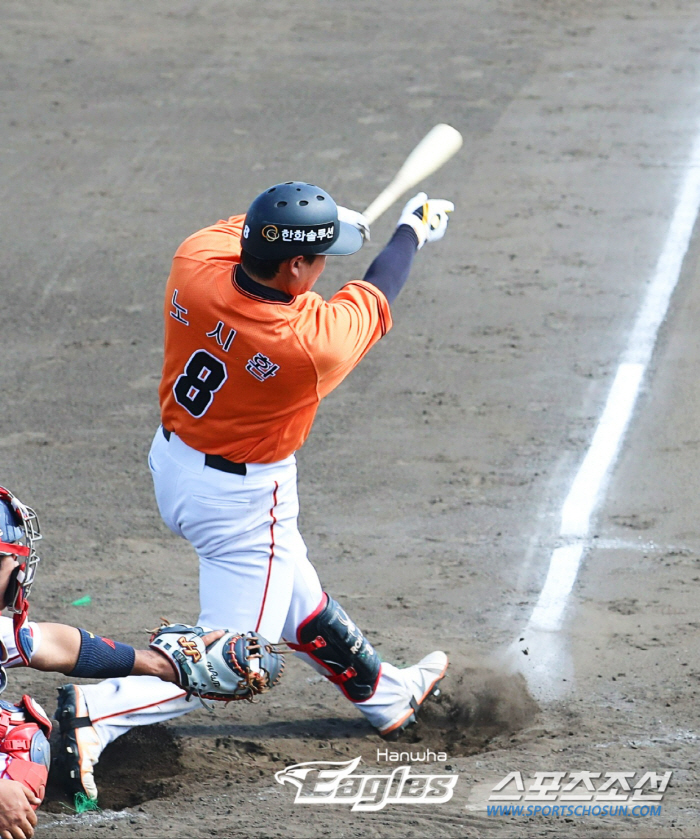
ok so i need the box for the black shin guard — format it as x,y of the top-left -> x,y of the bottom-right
289,594 -> 381,701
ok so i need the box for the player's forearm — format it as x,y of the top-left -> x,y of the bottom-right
361,225 -> 419,304
30,623 -> 175,681
131,649 -> 177,682
30,622 -> 217,683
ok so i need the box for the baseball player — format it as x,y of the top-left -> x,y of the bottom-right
55,183 -> 455,802
0,484 -> 275,835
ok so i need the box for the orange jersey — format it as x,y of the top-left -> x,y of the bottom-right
159,216 -> 392,463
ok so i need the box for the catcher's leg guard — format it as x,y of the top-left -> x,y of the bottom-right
288,594 -> 381,701
54,684 -> 102,801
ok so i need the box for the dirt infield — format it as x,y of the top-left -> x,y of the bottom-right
2,0 -> 700,836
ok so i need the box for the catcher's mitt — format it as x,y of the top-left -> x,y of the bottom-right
150,623 -> 284,702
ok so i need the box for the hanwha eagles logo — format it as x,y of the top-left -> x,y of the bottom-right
262,225 -> 280,242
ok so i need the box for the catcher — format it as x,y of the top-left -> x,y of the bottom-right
0,484 -> 283,836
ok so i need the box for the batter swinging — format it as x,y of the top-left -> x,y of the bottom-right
55,182 -> 454,800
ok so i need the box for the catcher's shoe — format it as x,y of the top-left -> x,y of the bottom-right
54,684 -> 102,801
372,651 -> 448,739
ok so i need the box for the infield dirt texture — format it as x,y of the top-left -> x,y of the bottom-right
2,1 -> 700,837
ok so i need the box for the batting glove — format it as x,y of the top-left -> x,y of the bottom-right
337,206 -> 371,242
397,192 -> 454,249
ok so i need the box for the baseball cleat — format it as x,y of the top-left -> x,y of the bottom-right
54,685 -> 102,801
375,651 -> 448,739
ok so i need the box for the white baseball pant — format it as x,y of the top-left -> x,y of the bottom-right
76,429 -> 410,748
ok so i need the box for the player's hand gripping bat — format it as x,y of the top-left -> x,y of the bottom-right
362,123 -> 463,224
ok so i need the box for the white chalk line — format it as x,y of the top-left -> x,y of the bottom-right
516,133 -> 700,698
559,363 -> 644,539
40,809 -> 136,829
528,544 -> 584,632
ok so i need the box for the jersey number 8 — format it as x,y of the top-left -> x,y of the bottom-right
173,350 -> 228,417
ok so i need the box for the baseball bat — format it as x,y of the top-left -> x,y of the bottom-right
362,123 -> 463,224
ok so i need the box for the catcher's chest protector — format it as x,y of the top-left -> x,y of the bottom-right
0,695 -> 52,805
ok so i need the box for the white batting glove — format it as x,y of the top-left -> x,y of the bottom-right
336,206 -> 371,242
397,192 -> 455,249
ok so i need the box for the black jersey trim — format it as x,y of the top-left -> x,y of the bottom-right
232,265 -> 295,305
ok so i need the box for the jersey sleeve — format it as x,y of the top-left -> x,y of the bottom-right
295,280 -> 393,399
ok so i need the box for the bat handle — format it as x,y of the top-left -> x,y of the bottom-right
362,183 -> 409,226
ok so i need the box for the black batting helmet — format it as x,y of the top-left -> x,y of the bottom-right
241,182 -> 363,259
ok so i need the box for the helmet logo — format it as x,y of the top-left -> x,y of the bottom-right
243,224 -> 250,239
258,223 -> 336,245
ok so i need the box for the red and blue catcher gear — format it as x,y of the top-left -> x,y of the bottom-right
0,491 -> 26,550
288,594 -> 381,702
0,695 -> 51,806
0,487 -> 42,667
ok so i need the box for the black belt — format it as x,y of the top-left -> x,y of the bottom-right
162,427 -> 247,476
